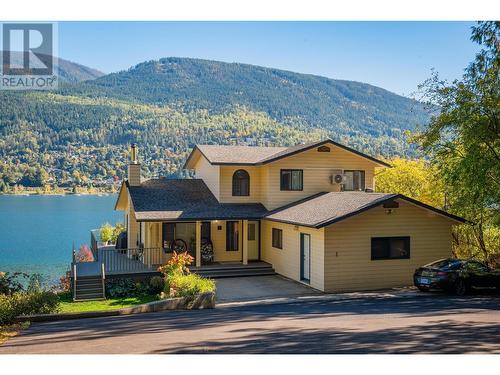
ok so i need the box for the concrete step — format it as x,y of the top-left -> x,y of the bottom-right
194,264 -> 272,272
194,267 -> 276,279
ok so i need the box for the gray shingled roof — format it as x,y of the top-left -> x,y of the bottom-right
126,180 -> 465,225
196,144 -> 287,164
186,139 -> 391,168
265,192 -> 398,227
258,140 -> 324,163
128,179 -> 267,221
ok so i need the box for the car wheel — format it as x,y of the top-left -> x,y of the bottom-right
417,286 -> 429,292
454,279 -> 467,296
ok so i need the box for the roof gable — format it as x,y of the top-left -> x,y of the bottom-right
265,192 -> 466,228
184,139 -> 391,169
114,181 -> 129,211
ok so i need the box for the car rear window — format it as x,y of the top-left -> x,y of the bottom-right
426,259 -> 464,269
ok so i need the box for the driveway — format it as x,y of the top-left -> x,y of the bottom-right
1,294 -> 499,354
215,275 -> 320,302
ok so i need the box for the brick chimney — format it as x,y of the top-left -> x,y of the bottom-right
127,143 -> 141,186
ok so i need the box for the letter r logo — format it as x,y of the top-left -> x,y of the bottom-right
2,23 -> 53,75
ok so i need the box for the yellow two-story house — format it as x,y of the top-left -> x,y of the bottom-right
114,139 -> 465,293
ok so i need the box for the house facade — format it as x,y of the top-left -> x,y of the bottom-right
114,139 -> 465,293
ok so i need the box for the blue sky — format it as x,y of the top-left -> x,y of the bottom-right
59,21 -> 479,96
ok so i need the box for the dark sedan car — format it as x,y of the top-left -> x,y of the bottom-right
414,258 -> 500,295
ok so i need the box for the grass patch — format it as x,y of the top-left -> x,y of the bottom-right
0,322 -> 30,345
58,293 -> 159,313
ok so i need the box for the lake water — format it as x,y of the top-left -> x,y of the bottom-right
0,195 -> 122,285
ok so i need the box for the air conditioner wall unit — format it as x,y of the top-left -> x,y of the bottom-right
331,169 -> 345,185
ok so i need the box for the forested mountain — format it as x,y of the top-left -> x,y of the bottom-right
70,58 -> 429,141
55,58 -> 104,83
0,57 -> 430,191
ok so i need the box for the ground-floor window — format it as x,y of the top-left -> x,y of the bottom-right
371,236 -> 410,260
272,228 -> 283,249
226,221 -> 239,251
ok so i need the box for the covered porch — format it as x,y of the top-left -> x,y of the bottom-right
83,219 -> 272,278
110,177 -> 270,277
138,219 -> 261,268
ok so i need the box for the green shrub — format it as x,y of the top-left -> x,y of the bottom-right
27,273 -> 43,293
165,273 -> 215,298
0,292 -> 59,326
99,222 -> 125,244
99,223 -> 114,243
105,278 -> 136,298
149,276 -> 165,294
112,223 -> 125,243
105,278 -> 152,298
0,272 -> 28,295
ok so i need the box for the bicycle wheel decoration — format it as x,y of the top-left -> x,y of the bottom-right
170,238 -> 187,253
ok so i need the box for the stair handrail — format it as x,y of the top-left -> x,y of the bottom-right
73,263 -> 77,301
101,262 -> 106,299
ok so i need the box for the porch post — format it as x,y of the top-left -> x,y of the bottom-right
242,219 -> 248,265
195,221 -> 201,267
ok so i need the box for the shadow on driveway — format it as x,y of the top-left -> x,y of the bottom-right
1,294 -> 499,354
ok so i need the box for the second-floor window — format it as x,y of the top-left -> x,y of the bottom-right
280,169 -> 303,191
232,169 -> 250,196
343,170 -> 365,191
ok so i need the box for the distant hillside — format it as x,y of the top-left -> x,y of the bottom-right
69,57 -> 429,143
56,58 -> 104,83
1,52 -> 104,83
0,57 -> 430,190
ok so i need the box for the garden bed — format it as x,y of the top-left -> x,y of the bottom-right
15,292 -> 215,322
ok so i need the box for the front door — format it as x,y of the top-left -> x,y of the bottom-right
300,233 -> 311,282
247,221 -> 259,260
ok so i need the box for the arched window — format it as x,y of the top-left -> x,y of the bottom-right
232,169 -> 250,196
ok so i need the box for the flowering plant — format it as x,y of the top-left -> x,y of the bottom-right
158,251 -> 194,277
58,273 -> 71,292
75,244 -> 94,262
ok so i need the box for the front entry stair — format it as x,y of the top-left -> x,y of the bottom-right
192,262 -> 276,278
74,276 -> 105,301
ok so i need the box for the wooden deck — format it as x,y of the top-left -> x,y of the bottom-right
73,248 -> 274,278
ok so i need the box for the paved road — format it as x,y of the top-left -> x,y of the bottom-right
1,294 -> 499,354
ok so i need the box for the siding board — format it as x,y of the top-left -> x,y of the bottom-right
261,220 -> 324,291
194,155 -> 220,200
219,166 -> 262,203
324,200 -> 453,292
261,145 -> 378,210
